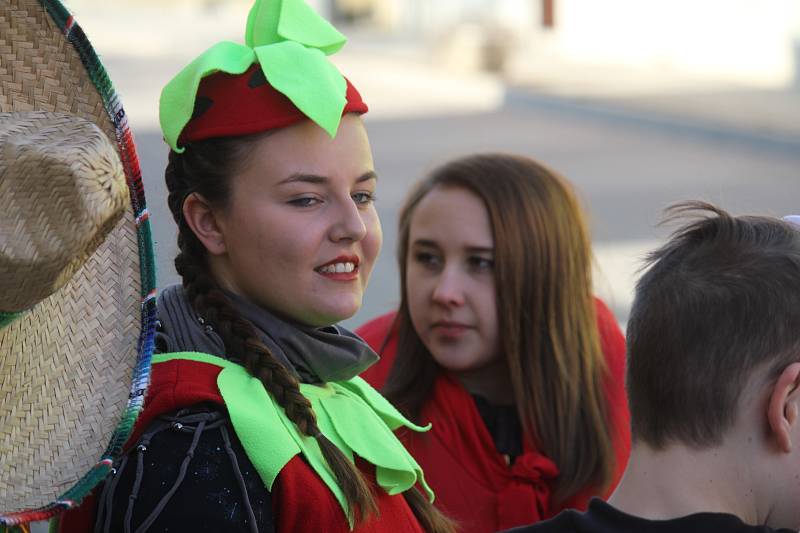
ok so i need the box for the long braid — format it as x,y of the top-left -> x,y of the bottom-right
402,488 -> 457,533
166,146 -> 377,522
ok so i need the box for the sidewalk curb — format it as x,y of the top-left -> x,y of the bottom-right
506,87 -> 800,159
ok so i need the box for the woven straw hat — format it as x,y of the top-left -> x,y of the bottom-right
0,0 -> 156,526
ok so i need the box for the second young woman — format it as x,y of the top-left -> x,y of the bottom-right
358,153 -> 631,533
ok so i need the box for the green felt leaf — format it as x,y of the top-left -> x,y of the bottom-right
217,365 -> 299,490
245,0 -> 281,47
159,42 -> 256,153
277,0 -> 346,54
299,384 -> 356,524
246,0 -> 345,53
338,377 -> 432,432
319,390 -> 427,497
255,41 -> 346,138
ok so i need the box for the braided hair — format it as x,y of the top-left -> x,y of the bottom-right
164,135 -> 455,532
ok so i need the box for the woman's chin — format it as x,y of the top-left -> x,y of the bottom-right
302,300 -> 362,327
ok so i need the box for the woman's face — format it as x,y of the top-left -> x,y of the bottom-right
210,114 -> 382,326
406,185 -> 500,373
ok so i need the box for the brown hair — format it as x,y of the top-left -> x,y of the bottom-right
165,134 -> 454,532
627,201 -> 800,449
384,153 -> 615,503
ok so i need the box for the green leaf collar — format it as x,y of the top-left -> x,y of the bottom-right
152,352 -> 434,526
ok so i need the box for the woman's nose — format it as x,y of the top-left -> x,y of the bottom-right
431,267 -> 465,307
329,197 -> 367,242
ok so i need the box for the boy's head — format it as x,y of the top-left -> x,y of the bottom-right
628,202 -> 800,449
626,202 -> 800,526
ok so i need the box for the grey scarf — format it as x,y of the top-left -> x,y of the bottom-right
155,284 -> 378,383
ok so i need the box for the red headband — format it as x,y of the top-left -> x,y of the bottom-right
179,64 -> 368,145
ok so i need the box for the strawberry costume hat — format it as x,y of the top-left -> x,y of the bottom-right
159,0 -> 368,153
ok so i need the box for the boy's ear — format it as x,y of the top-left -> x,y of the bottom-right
182,192 -> 228,256
767,362 -> 800,453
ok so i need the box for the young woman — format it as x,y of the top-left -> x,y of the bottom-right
59,1 -> 453,532
358,154 -> 631,532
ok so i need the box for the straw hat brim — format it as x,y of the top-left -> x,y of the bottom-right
0,0 -> 156,522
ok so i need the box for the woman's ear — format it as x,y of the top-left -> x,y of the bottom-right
182,192 -> 227,256
767,361 -> 800,453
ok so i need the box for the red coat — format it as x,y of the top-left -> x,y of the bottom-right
356,299 -> 630,533
60,358 -> 423,533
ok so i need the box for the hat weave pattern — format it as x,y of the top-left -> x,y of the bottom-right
0,0 -> 156,526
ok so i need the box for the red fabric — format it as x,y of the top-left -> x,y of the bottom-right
57,492 -> 97,532
60,358 -> 422,532
356,299 -> 631,533
358,310 -> 399,389
126,358 -> 226,445
274,456 -> 423,533
180,64 -> 368,145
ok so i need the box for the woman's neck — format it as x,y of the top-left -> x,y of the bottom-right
451,358 -> 514,405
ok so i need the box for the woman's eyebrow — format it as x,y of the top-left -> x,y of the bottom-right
412,240 -> 492,253
465,246 -> 494,254
279,173 -> 326,185
279,170 -> 378,185
356,170 -> 378,183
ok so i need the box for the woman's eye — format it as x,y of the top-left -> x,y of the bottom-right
414,252 -> 441,269
288,197 -> 321,207
469,256 -> 494,271
352,191 -> 376,205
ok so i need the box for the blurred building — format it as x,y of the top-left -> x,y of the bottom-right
65,0 -> 800,90
354,0 -> 800,89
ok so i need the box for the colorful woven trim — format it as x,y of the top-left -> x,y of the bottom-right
0,311 -> 22,329
0,524 -> 31,533
0,0 -> 157,527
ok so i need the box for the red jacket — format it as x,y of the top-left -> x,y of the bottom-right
60,358 -> 423,533
356,299 -> 630,533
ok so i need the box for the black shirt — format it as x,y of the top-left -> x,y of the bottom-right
96,407 -> 274,533
502,498 -> 796,533
472,394 -> 523,462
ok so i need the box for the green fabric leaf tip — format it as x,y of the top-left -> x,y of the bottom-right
246,0 -> 346,53
255,42 -> 347,138
159,41 -> 257,153
247,0 -> 349,138
245,0 -> 282,47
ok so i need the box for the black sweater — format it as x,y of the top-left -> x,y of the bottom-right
503,498 -> 796,533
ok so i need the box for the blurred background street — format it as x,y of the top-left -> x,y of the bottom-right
68,0 -> 800,328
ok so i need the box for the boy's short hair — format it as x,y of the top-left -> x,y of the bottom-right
627,201 -> 800,449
